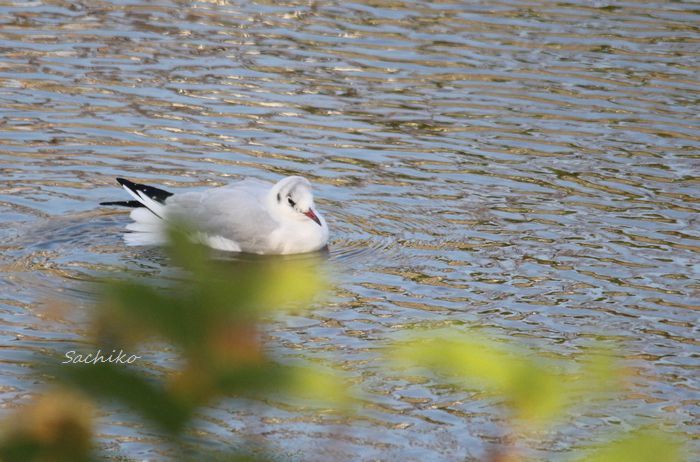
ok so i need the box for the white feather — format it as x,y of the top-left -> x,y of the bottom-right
136,191 -> 166,218
191,232 -> 242,252
125,208 -> 161,232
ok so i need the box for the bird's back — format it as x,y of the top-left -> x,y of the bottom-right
165,179 -> 280,253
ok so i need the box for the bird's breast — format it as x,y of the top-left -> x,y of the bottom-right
268,220 -> 328,254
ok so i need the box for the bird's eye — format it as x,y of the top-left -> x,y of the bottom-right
287,197 -> 296,207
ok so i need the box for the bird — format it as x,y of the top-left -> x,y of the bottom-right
101,176 -> 329,255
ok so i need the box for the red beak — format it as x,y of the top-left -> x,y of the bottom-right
304,209 -> 322,226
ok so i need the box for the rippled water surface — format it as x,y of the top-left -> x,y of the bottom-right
0,0 -> 698,460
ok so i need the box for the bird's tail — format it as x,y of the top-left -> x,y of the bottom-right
102,178 -> 173,246
111,177 -> 172,218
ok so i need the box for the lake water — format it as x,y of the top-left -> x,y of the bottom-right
0,1 -> 698,460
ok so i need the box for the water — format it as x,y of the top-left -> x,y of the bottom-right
0,0 -> 698,460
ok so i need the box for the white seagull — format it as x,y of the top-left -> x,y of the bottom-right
101,176 -> 329,255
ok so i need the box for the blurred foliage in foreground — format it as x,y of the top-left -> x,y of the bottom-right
389,330 -> 686,462
0,227 -> 689,461
0,227 -> 349,462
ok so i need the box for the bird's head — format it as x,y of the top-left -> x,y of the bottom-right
270,176 -> 323,226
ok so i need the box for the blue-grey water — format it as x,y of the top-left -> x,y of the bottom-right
0,1 -> 698,460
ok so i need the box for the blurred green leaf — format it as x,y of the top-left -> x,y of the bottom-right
101,280 -> 209,350
388,329 -> 622,426
52,362 -> 193,434
165,224 -> 212,275
575,428 -> 684,462
277,364 -> 354,410
568,345 -> 622,401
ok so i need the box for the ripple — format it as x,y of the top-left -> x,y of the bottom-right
328,236 -> 399,264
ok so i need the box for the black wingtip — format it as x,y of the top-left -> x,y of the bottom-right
100,200 -> 144,208
112,177 -> 174,204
